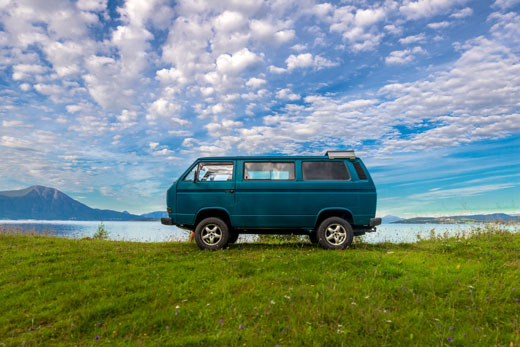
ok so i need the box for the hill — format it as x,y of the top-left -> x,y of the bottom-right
0,185 -> 141,221
381,215 -> 404,224
139,211 -> 168,219
393,213 -> 518,224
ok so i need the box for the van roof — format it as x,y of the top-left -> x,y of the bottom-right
197,155 -> 360,161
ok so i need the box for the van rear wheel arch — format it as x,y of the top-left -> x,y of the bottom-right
314,209 -> 354,230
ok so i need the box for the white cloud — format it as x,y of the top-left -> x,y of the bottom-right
12,64 -> 46,80
271,53 -> 338,73
328,5 -> 389,51
492,0 -> 520,10
116,109 -> 138,128
34,83 -> 64,96
286,53 -> 314,70
146,98 -> 185,124
427,21 -> 452,29
213,11 -> 246,32
246,77 -> 266,89
2,120 -> 30,127
385,46 -> 426,64
19,83 -> 31,91
66,105 -> 83,113
168,129 -> 193,137
216,48 -> 262,75
489,11 -> 520,45
268,65 -> 287,74
450,7 -> 473,18
409,183 -> 516,200
399,33 -> 426,44
273,29 -> 295,43
291,43 -> 307,51
276,88 -> 300,101
205,119 -> 243,137
400,0 -> 467,20
77,0 -> 107,12
384,25 -> 403,36
0,136 -> 35,149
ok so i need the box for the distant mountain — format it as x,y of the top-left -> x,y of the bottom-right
393,213 -> 518,224
0,185 -> 141,221
139,211 -> 168,219
381,215 -> 404,224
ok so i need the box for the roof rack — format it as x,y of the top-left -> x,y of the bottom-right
325,150 -> 356,159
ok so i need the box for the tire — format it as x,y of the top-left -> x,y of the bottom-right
194,217 -> 230,250
228,230 -> 239,244
316,217 -> 354,250
308,231 -> 318,244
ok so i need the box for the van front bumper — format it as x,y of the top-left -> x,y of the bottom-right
370,217 -> 382,227
161,218 -> 173,225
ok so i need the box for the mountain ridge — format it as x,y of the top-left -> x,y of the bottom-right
0,186 -> 146,221
392,213 -> 518,224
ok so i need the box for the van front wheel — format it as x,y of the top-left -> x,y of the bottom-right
194,217 -> 230,250
317,217 -> 353,250
308,231 -> 318,244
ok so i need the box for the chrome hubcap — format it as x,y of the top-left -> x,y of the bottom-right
201,224 -> 222,246
325,224 -> 347,245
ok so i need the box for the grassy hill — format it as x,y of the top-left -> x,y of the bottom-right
1,226 -> 519,346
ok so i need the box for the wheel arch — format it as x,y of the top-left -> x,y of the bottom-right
195,207 -> 232,228
314,208 -> 354,229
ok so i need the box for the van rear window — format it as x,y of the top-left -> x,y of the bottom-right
302,161 -> 350,181
244,162 -> 295,180
353,162 -> 367,180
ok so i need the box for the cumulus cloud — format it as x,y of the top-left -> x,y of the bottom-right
450,7 -> 473,18
400,0 -> 467,20
276,88 -> 300,101
399,33 -> 426,44
246,77 -> 266,89
328,4 -> 389,51
146,98 -> 188,126
270,53 -> 338,73
216,48 -> 262,75
427,21 -> 452,29
385,47 -> 426,64
492,0 -> 520,10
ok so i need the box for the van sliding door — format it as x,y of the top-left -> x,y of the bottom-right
234,161 -> 309,228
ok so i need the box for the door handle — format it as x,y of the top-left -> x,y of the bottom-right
225,189 -> 235,193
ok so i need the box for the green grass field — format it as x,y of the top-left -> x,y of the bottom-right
1,227 -> 519,346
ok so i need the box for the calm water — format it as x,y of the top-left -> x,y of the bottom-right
1,220 -> 517,244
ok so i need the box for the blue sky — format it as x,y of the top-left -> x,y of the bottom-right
0,0 -> 519,217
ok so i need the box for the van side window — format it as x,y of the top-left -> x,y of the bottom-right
353,161 -> 367,180
183,166 -> 196,181
244,162 -> 295,180
198,162 -> 234,181
302,161 -> 350,181
184,162 -> 234,181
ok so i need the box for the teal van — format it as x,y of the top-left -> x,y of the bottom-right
161,150 -> 381,250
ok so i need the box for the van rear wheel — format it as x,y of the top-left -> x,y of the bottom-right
194,217 -> 230,250
317,217 -> 353,250
227,230 -> 239,245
